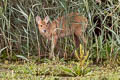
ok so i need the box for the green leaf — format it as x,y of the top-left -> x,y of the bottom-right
16,55 -> 29,61
60,66 -> 75,76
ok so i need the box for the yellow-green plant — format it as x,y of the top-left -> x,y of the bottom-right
60,44 -> 90,76
74,44 -> 90,75
75,44 -> 89,66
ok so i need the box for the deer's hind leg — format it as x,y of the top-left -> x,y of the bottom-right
74,30 -> 87,46
74,33 -> 80,48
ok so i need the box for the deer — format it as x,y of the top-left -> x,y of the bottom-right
36,12 -> 88,59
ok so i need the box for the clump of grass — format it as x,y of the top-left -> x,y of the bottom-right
59,44 -> 90,76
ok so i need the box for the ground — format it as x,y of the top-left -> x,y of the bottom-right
0,59 -> 120,80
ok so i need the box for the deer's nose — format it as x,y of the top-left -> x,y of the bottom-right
44,30 -> 46,33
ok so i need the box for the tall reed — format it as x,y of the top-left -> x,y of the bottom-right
0,0 -> 119,62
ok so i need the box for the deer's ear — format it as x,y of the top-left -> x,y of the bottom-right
36,16 -> 42,24
44,16 -> 50,24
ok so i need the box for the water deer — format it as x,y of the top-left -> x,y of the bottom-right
36,12 -> 88,59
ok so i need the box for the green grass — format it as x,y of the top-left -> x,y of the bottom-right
0,0 -> 120,61
0,60 -> 120,80
0,0 -> 120,79
1,0 -> 120,62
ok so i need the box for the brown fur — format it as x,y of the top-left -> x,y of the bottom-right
36,12 -> 88,58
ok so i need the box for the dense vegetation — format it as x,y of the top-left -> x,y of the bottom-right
0,0 -> 120,79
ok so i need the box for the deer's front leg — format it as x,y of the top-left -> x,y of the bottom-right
49,36 -> 58,59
